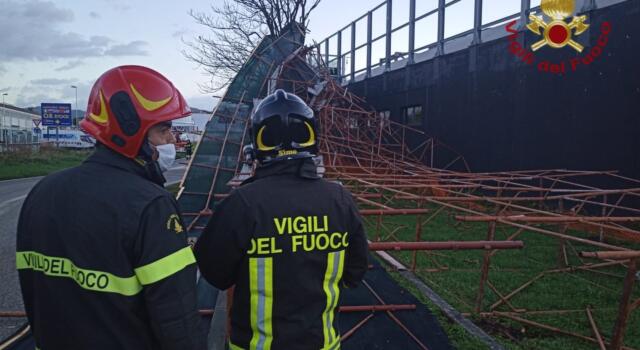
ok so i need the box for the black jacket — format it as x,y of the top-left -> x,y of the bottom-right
195,158 -> 368,350
16,146 -> 205,350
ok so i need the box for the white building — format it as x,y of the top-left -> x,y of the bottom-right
173,112 -> 210,142
0,104 -> 41,144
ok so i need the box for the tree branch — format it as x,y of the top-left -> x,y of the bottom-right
183,0 -> 323,92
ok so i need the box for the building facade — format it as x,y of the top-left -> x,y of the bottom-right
0,104 -> 41,145
347,1 -> 640,180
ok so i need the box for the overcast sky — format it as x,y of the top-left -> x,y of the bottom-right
0,0 -> 541,111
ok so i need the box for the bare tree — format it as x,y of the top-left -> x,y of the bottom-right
184,0 -> 322,93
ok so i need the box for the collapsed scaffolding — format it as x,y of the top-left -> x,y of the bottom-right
1,23 -> 639,350
275,43 -> 640,350
173,23 -> 640,349
176,23 -> 460,350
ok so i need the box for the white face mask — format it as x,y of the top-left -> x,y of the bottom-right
155,143 -> 176,173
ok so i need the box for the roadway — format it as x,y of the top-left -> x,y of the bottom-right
0,162 -> 187,340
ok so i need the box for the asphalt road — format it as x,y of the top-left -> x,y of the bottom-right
0,177 -> 41,340
0,162 -> 187,341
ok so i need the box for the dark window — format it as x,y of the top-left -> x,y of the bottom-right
377,110 -> 390,127
402,105 -> 423,127
348,117 -> 358,129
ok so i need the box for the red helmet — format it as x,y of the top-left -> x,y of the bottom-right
80,65 -> 190,158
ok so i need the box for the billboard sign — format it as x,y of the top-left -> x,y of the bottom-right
41,103 -> 72,126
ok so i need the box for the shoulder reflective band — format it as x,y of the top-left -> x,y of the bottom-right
16,251 -> 142,296
134,246 -> 196,285
322,250 -> 345,349
249,257 -> 273,350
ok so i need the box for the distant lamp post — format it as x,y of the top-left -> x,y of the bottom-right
2,92 -> 8,143
70,85 -> 78,129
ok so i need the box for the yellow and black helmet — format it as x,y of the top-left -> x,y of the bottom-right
250,89 -> 318,163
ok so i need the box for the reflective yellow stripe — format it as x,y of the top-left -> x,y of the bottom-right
16,251 -> 142,296
249,257 -> 273,350
229,343 -> 245,350
134,246 -> 195,285
263,258 -> 274,350
249,258 -> 259,350
330,251 -> 345,343
322,250 -> 345,348
322,337 -> 341,350
321,254 -> 334,346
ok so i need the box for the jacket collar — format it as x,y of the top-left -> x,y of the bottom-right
84,145 -> 148,180
242,158 -> 319,185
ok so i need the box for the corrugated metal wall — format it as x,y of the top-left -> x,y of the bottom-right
348,1 -> 640,179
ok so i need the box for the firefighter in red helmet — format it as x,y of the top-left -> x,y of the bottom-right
16,66 -> 205,350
